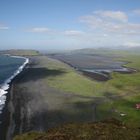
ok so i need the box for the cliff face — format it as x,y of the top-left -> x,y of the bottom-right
14,119 -> 140,140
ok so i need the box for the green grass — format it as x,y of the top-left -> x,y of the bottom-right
48,72 -> 105,96
44,57 -> 118,97
14,132 -> 43,140
97,95 -> 140,127
96,53 -> 140,126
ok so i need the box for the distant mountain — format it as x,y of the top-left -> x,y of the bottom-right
0,49 -> 40,56
70,47 -> 140,56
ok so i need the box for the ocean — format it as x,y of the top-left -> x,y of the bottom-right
0,55 -> 29,114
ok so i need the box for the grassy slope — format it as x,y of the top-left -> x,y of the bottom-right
98,53 -> 140,126
14,119 -> 140,140
45,57 -> 117,97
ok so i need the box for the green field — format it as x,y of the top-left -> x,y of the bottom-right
44,52 -> 140,126
100,53 -> 140,127
45,57 -> 117,97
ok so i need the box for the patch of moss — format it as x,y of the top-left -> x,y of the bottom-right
14,119 -> 140,140
14,132 -> 43,140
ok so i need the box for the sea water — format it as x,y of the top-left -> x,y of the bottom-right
0,55 -> 29,114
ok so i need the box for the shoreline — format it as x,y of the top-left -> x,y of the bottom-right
0,55 -> 29,140
0,55 -> 29,112
0,78 -> 14,140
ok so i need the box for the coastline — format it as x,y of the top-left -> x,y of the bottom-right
0,79 -> 14,140
0,55 -> 29,113
0,55 -> 29,140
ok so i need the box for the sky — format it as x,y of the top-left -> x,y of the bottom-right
0,0 -> 140,50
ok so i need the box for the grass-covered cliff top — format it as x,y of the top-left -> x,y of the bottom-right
14,119 -> 140,140
0,49 -> 39,56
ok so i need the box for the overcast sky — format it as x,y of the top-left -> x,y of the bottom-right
0,0 -> 140,50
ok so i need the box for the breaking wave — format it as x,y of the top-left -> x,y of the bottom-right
0,56 -> 29,114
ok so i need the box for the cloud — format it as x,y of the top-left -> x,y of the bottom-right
64,30 -> 85,36
93,10 -> 128,22
0,24 -> 9,30
27,27 -> 50,33
80,10 -> 140,35
124,41 -> 140,47
21,10 -> 140,48
80,10 -> 128,30
122,23 -> 140,35
133,9 -> 140,16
